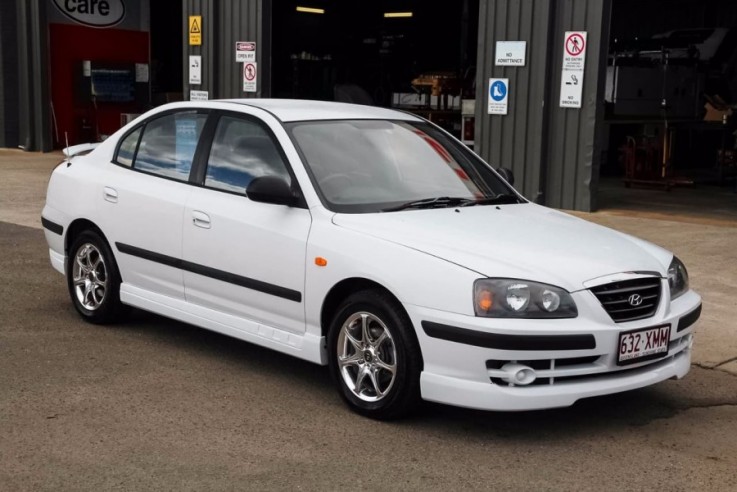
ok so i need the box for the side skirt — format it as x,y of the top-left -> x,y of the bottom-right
120,283 -> 327,365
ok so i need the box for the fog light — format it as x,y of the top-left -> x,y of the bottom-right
500,363 -> 537,385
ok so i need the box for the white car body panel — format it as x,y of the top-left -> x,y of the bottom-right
63,142 -> 100,157
183,186 -> 312,334
41,99 -> 702,412
98,164 -> 192,299
332,204 -> 672,292
120,283 -> 324,363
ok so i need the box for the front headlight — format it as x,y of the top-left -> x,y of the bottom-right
474,279 -> 578,318
668,256 -> 689,300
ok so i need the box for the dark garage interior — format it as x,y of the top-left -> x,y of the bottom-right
598,0 -> 737,212
270,0 -> 479,142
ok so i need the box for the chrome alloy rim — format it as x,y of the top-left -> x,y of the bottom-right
72,243 -> 108,311
337,312 -> 397,402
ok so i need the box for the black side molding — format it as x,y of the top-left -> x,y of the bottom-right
677,304 -> 702,333
41,217 -> 63,235
115,242 -> 302,303
421,321 -> 596,351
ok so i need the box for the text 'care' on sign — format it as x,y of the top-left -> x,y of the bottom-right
51,0 -> 126,27
487,78 -> 508,115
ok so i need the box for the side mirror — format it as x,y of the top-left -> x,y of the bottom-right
246,176 -> 296,206
496,167 -> 514,186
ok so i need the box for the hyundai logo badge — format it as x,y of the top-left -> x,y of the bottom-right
628,293 -> 643,306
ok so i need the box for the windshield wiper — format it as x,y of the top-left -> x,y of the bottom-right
382,196 -> 472,212
459,194 -> 523,207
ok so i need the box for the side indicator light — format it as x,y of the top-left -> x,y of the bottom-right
315,257 -> 328,267
478,289 -> 493,312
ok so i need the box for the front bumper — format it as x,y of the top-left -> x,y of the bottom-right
407,287 -> 701,411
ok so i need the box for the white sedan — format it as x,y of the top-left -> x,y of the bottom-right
42,100 -> 702,419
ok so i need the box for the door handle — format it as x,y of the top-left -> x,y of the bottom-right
192,210 -> 211,229
103,187 -> 118,203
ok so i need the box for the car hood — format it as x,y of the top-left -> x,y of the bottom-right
332,203 -> 672,292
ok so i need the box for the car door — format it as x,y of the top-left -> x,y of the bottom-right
182,111 -> 312,334
101,109 -> 209,300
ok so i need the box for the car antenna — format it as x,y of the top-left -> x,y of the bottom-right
65,132 -> 72,167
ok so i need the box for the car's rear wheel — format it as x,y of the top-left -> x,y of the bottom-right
328,290 -> 422,419
67,230 -> 125,324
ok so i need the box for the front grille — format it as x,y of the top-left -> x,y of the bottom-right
590,277 -> 662,323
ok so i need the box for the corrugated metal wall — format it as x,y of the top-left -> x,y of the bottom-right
475,0 -> 553,204
475,0 -> 611,211
545,0 -> 611,211
0,0 -> 19,147
183,0 -> 267,99
14,0 -> 51,151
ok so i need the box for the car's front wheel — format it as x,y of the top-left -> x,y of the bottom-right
328,290 -> 422,419
67,230 -> 126,324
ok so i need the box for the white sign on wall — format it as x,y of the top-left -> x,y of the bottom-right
243,62 -> 257,93
559,31 -> 587,108
135,63 -> 149,83
189,55 -> 201,85
190,90 -> 208,101
487,78 -> 509,115
235,41 -> 257,62
495,41 -> 526,66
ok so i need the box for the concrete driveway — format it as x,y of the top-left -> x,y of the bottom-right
1,149 -> 736,490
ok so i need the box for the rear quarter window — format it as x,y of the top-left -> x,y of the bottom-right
114,127 -> 142,167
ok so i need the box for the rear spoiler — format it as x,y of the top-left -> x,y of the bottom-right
63,142 -> 100,158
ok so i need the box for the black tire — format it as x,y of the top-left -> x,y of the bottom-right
327,289 -> 422,419
67,230 -> 127,324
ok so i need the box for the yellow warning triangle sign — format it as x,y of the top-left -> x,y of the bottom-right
190,18 -> 201,34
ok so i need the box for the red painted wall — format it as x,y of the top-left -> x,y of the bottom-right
49,23 -> 149,147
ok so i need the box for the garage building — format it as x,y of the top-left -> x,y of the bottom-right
1,0 -> 735,212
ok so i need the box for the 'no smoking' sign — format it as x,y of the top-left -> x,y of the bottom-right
243,62 -> 257,93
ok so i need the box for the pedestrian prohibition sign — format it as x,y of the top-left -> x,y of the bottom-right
565,33 -> 585,57
487,78 -> 508,115
243,62 -> 257,93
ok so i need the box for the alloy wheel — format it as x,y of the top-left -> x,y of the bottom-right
72,243 -> 108,311
337,312 -> 397,402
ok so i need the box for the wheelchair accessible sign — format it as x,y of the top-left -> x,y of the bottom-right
488,78 -> 508,115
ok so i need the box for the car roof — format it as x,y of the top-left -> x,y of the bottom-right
219,98 -> 422,123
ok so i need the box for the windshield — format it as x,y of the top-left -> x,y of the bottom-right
287,119 -> 521,213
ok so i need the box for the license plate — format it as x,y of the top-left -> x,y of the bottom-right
617,324 -> 671,366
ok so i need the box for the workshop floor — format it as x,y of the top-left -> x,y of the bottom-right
596,176 -> 737,226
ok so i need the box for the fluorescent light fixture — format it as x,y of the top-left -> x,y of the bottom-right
296,6 -> 325,14
384,12 -> 413,18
